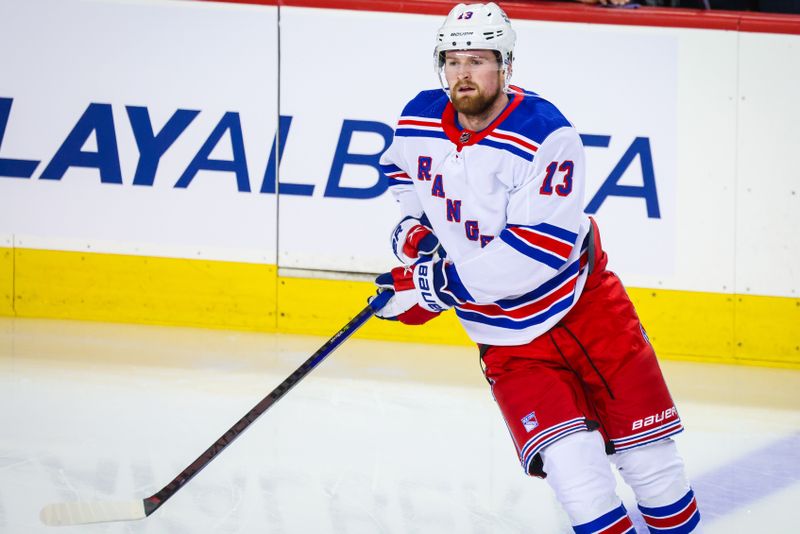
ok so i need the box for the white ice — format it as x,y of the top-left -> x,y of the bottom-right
1,317 -> 798,533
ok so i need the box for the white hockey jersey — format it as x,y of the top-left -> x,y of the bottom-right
379,86 -> 592,346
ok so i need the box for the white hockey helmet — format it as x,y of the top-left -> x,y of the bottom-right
434,3 -> 516,91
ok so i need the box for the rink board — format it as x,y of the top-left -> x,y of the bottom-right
0,238 -> 11,316
1,1 -> 799,367
3,246 -> 798,368
11,248 -> 277,331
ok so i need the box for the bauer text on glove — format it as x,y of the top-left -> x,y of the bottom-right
372,260 -> 473,324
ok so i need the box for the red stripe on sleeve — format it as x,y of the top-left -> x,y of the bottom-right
398,119 -> 441,128
511,227 -> 573,259
490,131 -> 539,152
459,277 -> 577,320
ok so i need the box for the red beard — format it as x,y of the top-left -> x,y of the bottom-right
451,81 -> 502,116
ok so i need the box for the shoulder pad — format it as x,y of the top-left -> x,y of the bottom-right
503,88 -> 573,145
400,89 -> 449,120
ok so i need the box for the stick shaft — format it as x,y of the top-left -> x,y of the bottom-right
143,292 -> 389,515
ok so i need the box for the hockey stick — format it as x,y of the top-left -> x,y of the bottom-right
40,290 -> 392,526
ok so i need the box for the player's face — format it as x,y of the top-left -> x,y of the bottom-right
443,50 -> 504,116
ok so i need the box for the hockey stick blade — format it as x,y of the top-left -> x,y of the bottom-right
39,290 -> 392,526
40,499 -> 146,526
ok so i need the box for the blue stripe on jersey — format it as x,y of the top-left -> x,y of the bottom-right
444,263 -> 473,302
380,163 -> 403,174
573,503 -> 631,534
400,89 -> 449,119
476,138 -> 535,162
455,290 -> 574,329
395,128 -> 449,141
520,222 -> 579,244
388,178 -> 412,187
500,90 -> 573,145
500,229 -> 566,270
395,88 -> 572,151
494,258 -> 580,308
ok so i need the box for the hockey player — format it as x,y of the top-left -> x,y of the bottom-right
372,3 -> 701,533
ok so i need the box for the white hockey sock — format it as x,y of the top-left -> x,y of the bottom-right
612,439 -> 700,533
540,430 -> 633,531
612,438 -> 689,507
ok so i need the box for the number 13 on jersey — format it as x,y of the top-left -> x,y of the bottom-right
539,160 -> 574,197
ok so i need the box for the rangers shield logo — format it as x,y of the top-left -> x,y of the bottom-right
521,411 -> 538,432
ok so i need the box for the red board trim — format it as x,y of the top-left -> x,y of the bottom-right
207,0 -> 800,36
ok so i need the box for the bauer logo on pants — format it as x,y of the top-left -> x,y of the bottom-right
521,411 -> 539,432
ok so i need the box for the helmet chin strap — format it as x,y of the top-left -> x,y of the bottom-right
503,61 -> 513,92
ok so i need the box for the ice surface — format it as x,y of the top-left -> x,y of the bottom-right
1,317 -> 798,533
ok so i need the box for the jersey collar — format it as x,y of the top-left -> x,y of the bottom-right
441,85 -> 525,151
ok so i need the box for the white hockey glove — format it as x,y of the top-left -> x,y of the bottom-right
390,215 -> 441,265
371,260 -> 469,325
